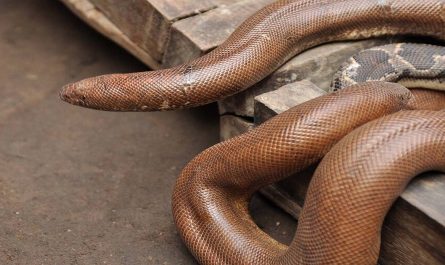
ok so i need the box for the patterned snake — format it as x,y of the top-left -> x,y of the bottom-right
58,0 -> 445,264
332,43 -> 445,91
332,43 -> 445,110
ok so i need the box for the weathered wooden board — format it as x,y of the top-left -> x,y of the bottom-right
61,0 -> 161,68
87,0 -> 246,64
61,0 -> 272,68
219,81 -> 326,142
254,80 -> 326,124
163,0 -> 274,67
254,81 -> 445,265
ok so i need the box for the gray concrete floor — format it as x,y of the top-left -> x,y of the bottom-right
0,1 -> 296,264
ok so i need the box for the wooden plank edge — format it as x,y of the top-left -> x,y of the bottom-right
60,0 -> 161,69
163,0 -> 273,67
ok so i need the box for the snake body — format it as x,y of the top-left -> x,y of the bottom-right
407,88 -> 445,109
173,82 -> 415,265
60,0 -> 445,111
171,45 -> 445,263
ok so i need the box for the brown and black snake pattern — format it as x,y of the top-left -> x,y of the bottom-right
332,43 -> 445,110
332,43 -> 445,91
60,0 -> 445,111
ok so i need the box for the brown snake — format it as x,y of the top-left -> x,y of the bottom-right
172,82 -> 444,264
60,0 -> 445,111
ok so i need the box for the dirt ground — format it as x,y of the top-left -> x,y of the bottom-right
0,1 -> 296,264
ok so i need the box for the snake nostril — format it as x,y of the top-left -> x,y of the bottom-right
60,89 -> 69,101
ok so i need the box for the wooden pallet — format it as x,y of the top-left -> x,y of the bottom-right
60,1 -> 444,263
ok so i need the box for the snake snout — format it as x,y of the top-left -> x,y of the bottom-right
59,74 -> 142,111
59,74 -> 113,109
59,81 -> 88,107
59,83 -> 75,102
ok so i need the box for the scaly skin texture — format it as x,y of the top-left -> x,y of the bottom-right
408,88 -> 445,110
290,109 -> 445,264
331,43 -> 445,109
331,43 -> 445,92
172,82 -> 416,265
60,0 -> 445,111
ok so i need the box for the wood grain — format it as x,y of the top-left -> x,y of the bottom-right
60,0 -> 161,69
88,0 -> 244,63
163,0 -> 274,67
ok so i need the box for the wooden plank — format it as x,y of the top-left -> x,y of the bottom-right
60,0 -> 161,69
254,81 -> 445,265
89,0 -> 243,64
254,80 -> 326,124
219,81 -> 325,144
163,0 -> 274,67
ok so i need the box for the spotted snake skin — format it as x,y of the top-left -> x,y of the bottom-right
332,43 -> 445,91
332,43 -> 445,110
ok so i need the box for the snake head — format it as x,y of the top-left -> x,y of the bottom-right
60,73 -> 154,111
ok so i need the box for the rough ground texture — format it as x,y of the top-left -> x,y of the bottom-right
0,1 -> 295,264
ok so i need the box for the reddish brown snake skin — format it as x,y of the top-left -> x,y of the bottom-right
172,82 -> 431,265
60,0 -> 445,111
408,88 -> 445,109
